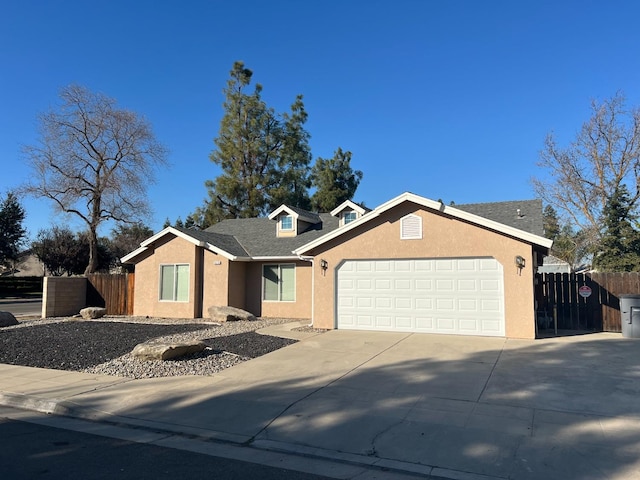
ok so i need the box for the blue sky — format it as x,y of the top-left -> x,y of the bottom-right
2,0 -> 640,239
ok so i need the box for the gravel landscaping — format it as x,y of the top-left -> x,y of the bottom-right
0,317 -> 301,378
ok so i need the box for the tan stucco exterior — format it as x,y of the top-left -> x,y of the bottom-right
132,234 -> 312,320
128,199 -> 546,338
132,234 -> 201,318
304,203 -> 539,339
244,261 -> 312,319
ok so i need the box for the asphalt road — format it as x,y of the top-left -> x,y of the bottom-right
0,298 -> 42,317
0,407 -> 334,480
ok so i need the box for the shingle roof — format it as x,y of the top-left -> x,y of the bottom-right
454,199 -> 544,236
172,227 -> 250,258
179,197 -> 546,259
205,213 -> 339,257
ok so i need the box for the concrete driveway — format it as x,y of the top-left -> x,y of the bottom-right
2,328 -> 640,479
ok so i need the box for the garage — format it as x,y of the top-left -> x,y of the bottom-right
336,258 -> 505,336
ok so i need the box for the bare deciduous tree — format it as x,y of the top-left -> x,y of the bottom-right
532,92 -> 640,252
22,85 -> 168,274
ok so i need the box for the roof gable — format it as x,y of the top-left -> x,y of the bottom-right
294,192 -> 553,255
268,205 -> 321,224
330,199 -> 369,217
121,226 -> 248,264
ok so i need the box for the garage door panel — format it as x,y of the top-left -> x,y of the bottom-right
356,262 -> 373,272
337,258 -> 505,337
415,298 -> 432,309
436,279 -> 455,291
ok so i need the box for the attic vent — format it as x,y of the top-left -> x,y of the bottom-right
400,214 -> 422,240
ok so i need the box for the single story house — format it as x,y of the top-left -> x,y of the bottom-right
122,192 -> 552,339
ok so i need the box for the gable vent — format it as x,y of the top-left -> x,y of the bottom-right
401,214 -> 422,240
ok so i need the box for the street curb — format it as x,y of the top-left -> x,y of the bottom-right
0,391 -> 507,480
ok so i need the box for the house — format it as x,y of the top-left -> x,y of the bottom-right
537,254 -> 572,274
0,251 -> 45,277
122,193 -> 552,339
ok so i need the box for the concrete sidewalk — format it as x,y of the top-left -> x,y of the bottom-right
1,324 -> 640,479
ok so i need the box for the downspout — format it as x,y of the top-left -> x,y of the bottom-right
297,255 -> 314,327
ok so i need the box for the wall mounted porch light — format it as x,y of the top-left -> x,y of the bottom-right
515,255 -> 526,269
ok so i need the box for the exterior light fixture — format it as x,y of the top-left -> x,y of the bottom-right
320,259 -> 328,270
515,255 -> 526,269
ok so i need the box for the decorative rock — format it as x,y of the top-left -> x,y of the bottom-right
131,341 -> 206,361
80,307 -> 107,319
208,305 -> 256,323
0,311 -> 19,327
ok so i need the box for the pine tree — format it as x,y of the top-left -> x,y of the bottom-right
310,148 -> 363,212
593,185 -> 640,271
203,62 -> 284,222
0,192 -> 27,270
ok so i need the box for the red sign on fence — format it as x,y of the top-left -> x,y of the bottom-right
579,285 -> 592,298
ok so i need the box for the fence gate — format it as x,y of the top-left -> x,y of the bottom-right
86,273 -> 134,316
536,272 -> 640,333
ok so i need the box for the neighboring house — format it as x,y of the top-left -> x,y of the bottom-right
0,251 -> 45,277
122,193 -> 552,339
537,254 -> 572,274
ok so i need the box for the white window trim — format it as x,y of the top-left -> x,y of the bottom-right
280,214 -> 294,231
342,210 -> 357,225
262,263 -> 296,302
400,214 -> 423,240
159,263 -> 190,302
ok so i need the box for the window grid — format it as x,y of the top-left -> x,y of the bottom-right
280,215 -> 293,231
343,211 -> 357,224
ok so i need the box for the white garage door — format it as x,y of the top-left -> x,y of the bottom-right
336,258 -> 505,336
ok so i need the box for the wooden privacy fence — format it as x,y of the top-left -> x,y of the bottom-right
536,272 -> 640,332
86,273 -> 134,315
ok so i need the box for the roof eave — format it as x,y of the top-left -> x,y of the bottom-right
296,192 -> 553,255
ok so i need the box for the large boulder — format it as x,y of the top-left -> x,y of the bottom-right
80,307 -> 107,319
207,305 -> 256,323
0,311 -> 19,327
131,341 -> 206,361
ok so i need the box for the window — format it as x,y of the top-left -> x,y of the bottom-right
160,264 -> 189,301
263,264 -> 295,301
400,214 -> 422,239
343,211 -> 357,224
280,215 -> 293,231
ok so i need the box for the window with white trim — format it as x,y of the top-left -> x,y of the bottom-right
342,211 -> 357,224
263,264 -> 295,301
159,264 -> 189,301
280,215 -> 293,231
400,214 -> 422,239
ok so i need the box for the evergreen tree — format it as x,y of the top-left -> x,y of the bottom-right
542,205 -> 561,241
0,192 -> 27,270
203,62 -> 283,223
268,95 -> 312,210
593,185 -> 640,271
310,148 -> 363,212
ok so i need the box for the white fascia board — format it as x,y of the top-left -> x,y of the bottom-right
295,191 -> 553,255
268,205 -> 295,220
203,243 -> 237,261
121,246 -> 148,264
268,205 -> 318,224
138,226 -> 197,248
442,204 -> 554,249
330,199 -> 366,217
123,226 -> 240,263
251,255 -> 301,261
